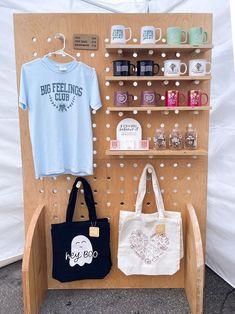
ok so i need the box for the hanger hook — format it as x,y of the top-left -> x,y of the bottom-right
54,33 -> 66,51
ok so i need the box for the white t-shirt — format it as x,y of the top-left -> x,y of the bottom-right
19,57 -> 102,179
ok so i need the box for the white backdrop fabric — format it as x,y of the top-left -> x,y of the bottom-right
0,0 -> 234,287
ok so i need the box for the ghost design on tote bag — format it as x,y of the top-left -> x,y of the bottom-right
66,235 -> 98,267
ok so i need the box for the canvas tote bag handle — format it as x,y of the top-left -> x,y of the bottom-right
66,177 -> 97,223
135,163 -> 165,218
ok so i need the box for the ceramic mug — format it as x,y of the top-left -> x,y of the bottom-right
167,27 -> 187,44
110,25 -> 132,44
114,91 -> 134,106
140,90 -> 161,107
113,60 -> 136,76
188,90 -> 209,106
189,59 -> 211,76
189,27 -> 208,44
164,60 -> 187,76
137,60 -> 160,76
165,90 -> 186,107
140,26 -> 162,44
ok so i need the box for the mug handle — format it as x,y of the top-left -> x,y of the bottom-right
154,63 -> 160,75
180,63 -> 187,75
128,94 -> 134,103
205,62 -> 212,75
181,30 -> 188,44
201,92 -> 209,106
203,31 -> 208,43
155,93 -> 161,103
130,63 -> 136,75
125,27 -> 132,42
155,28 -> 162,43
179,93 -> 186,105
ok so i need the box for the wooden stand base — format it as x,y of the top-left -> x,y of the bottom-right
22,203 -> 204,314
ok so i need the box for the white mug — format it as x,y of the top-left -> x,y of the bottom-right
164,60 -> 187,76
189,59 -> 211,76
111,25 -> 132,44
140,26 -> 162,44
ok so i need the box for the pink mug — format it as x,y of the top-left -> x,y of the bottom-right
188,90 -> 209,106
140,90 -> 161,107
114,91 -> 134,107
165,90 -> 186,107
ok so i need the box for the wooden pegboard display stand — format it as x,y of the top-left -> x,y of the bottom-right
14,13 -> 212,314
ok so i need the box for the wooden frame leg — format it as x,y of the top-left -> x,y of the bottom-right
185,203 -> 205,314
22,204 -> 47,314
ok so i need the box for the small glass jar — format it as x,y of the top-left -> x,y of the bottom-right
185,124 -> 197,149
169,123 -> 183,150
153,123 -> 166,150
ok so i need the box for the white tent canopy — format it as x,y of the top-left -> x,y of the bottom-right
0,0 -> 234,287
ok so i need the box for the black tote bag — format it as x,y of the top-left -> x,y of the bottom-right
51,177 -> 112,282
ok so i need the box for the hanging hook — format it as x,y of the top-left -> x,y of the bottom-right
54,33 -> 66,51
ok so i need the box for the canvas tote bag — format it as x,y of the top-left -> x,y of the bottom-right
51,177 -> 112,282
118,163 -> 182,276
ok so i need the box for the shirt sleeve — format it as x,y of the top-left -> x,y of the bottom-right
89,69 -> 102,110
19,65 -> 28,110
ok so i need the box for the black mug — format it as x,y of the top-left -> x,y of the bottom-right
137,60 -> 160,76
113,60 -> 136,76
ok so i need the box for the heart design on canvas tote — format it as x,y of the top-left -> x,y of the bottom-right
129,229 -> 169,264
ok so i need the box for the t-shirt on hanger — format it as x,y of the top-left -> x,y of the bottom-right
19,56 -> 102,179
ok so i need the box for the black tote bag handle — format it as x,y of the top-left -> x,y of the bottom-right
66,177 -> 97,223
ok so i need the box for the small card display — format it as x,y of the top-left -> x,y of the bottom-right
73,34 -> 99,50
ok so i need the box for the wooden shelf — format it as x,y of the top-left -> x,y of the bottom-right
107,106 -> 211,112
106,149 -> 208,156
105,76 -> 211,81
105,44 -> 213,53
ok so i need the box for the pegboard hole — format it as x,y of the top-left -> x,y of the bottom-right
32,37 -> 37,42
106,163 -> 111,168
187,189 -> 191,194
187,176 -> 191,181
93,150 -> 97,155
133,38 -> 138,43
173,163 -> 178,168
106,109 -> 110,115
52,176 -> 57,181
160,176 -> 164,180
105,96 -> 110,100
147,123 -> 151,129
147,81 -> 152,87
120,176 -> 125,181
93,189 -> 98,193
133,176 -> 138,181
66,176 -> 71,181
173,202 -> 178,207
76,52 -> 81,58
133,81 -> 138,87
134,96 -> 138,100
92,123 -> 96,128
118,112 -> 124,117
120,202 -> 124,206
39,189 -> 44,193
106,176 -> 111,181
80,215 -> 85,219
161,52 -> 166,58
105,52 -> 109,58
106,190 -> 111,194
53,215 -> 58,220
92,109 -> 96,114
105,67 -> 110,72
93,163 -> 97,168
52,189 -> 57,194
187,163 -> 192,168
67,189 -> 71,194
106,123 -> 111,128
107,202 -> 111,207
120,163 -> 124,168
106,137 -> 110,141
133,163 -> 138,168
80,189 -> 84,194
161,189 -> 165,194
147,202 -> 151,206
173,189 -> 177,193
120,189 -> 124,194
105,81 -> 110,87
93,137 -> 97,141
33,52 -> 38,57
90,52 -> 95,58
160,163 -> 165,168
80,202 -> 84,206
93,176 -> 97,181
47,37 -> 52,42
173,176 -> 178,181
